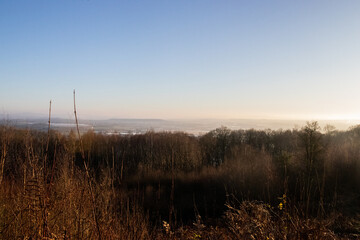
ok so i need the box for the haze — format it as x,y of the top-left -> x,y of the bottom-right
1,1 -> 360,121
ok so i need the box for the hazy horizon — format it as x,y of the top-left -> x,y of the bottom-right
3,111 -> 360,122
2,112 -> 360,133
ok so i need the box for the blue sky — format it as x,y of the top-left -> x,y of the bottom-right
1,1 -> 360,120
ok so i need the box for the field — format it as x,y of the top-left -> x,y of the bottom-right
0,122 -> 360,239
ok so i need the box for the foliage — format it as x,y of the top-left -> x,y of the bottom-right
0,122 -> 360,238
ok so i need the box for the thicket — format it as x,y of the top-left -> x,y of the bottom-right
0,122 -> 359,239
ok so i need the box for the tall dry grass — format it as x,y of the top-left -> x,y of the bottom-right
0,122 -> 360,239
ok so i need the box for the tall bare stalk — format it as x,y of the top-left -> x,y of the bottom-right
44,100 -> 51,181
0,126 -> 9,185
41,100 -> 52,238
73,90 -> 102,240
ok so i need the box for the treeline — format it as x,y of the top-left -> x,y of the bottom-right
0,122 -> 360,238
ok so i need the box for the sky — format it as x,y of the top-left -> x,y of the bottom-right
1,0 -> 360,120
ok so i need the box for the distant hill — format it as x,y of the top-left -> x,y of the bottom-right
1,116 -> 359,135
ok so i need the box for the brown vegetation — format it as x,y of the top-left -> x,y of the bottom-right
0,122 -> 360,239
